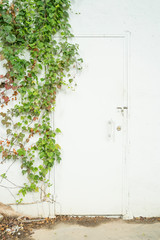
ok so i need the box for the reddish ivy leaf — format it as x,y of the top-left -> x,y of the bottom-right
13,90 -> 18,96
2,96 -> 10,103
33,117 -> 38,121
33,48 -> 39,52
13,148 -> 17,155
5,73 -> 10,78
9,79 -> 13,83
2,150 -> 8,158
5,84 -> 12,90
47,105 -> 51,111
57,85 -> 61,89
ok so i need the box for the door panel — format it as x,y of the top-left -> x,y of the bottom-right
54,37 -> 126,215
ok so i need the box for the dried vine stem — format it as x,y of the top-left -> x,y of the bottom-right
0,0 -> 82,203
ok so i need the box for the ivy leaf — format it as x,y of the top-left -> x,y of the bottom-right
1,173 -> 7,179
17,148 -> 26,156
39,152 -> 45,159
3,15 -> 12,24
69,78 -> 73,83
57,156 -> 61,163
55,144 -> 61,149
46,193 -> 51,198
6,34 -> 16,43
2,96 -> 10,104
22,170 -> 27,175
4,26 -> 12,32
38,64 -> 42,70
0,146 -> 3,153
64,11 -> 69,18
6,129 -> 12,135
17,122 -> 22,127
55,128 -> 61,133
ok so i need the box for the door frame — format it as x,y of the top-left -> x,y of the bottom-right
52,32 -> 131,219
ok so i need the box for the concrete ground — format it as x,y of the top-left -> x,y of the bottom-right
31,220 -> 160,240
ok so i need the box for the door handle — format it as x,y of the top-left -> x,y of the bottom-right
117,106 -> 128,110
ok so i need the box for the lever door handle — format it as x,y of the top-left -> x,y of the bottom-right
116,106 -> 128,110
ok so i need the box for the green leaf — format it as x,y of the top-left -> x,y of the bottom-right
3,15 -> 12,24
0,146 -> 3,153
46,193 -> 51,198
57,156 -> 61,163
22,170 -> 27,175
6,34 -> 16,43
55,128 -> 61,133
39,152 -> 45,159
4,26 -> 12,32
17,148 -> 26,156
55,144 -> 61,149
38,64 -> 43,70
69,78 -> 73,83
17,122 -> 22,127
1,173 -> 7,179
16,198 -> 23,204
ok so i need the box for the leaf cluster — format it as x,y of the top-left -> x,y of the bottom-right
0,0 -> 82,201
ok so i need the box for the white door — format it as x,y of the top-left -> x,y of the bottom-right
54,36 -> 128,216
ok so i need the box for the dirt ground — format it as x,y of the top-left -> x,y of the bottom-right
31,220 -> 160,240
1,216 -> 160,240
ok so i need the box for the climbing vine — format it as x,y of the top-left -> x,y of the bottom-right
0,0 -> 82,202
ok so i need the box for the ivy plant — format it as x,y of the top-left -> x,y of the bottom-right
0,0 -> 82,202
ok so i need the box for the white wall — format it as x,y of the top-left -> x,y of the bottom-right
68,0 -> 160,218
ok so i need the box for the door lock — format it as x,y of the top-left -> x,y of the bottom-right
116,126 -> 121,131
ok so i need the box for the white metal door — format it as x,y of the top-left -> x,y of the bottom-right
54,36 -> 128,216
